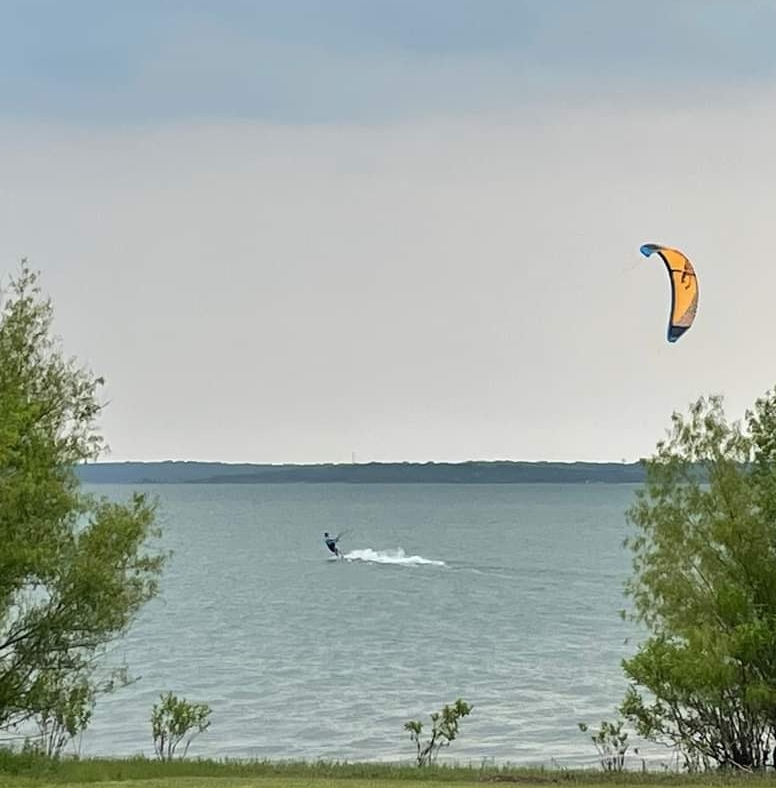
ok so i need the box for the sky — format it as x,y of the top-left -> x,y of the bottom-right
1,0 -> 776,464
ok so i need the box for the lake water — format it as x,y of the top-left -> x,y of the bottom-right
68,482 -> 665,769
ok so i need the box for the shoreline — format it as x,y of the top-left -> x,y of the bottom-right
0,751 -> 767,784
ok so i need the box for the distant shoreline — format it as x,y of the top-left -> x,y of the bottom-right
74,460 -> 647,485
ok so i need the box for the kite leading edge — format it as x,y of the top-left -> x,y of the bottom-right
640,243 -> 699,343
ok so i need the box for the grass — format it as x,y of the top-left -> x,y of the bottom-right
4,752 -> 776,788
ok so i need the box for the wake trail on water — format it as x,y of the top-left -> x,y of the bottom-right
341,547 -> 446,567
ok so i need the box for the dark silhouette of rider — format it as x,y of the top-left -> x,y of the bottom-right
323,532 -> 341,557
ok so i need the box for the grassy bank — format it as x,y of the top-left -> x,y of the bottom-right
4,753 -> 776,788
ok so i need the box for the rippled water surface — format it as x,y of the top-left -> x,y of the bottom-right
72,482 -> 658,768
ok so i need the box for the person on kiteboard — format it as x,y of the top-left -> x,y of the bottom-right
323,532 -> 342,557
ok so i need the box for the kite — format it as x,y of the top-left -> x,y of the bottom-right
639,243 -> 699,343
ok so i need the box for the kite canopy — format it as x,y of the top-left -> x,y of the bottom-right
639,243 -> 699,343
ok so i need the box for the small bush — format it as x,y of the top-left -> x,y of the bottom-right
578,719 -> 629,771
405,698 -> 472,766
150,691 -> 211,761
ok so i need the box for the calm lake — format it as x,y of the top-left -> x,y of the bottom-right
68,482 -> 666,769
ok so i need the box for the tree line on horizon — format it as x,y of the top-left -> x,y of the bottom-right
74,459 -> 650,484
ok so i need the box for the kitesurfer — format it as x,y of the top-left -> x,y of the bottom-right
323,532 -> 342,557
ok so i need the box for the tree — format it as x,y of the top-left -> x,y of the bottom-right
620,390 -> 776,771
0,259 -> 167,741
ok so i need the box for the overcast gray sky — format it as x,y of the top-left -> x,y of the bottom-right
1,1 -> 775,464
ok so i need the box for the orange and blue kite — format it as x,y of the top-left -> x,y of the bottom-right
640,243 -> 699,343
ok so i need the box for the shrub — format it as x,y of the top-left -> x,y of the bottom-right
404,698 -> 472,766
150,691 -> 211,761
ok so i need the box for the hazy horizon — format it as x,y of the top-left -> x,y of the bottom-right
81,456 -> 645,465
3,2 -> 775,465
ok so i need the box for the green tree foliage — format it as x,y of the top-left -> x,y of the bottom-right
0,260 -> 167,740
621,390 -> 776,771
151,691 -> 212,760
404,698 -> 472,766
